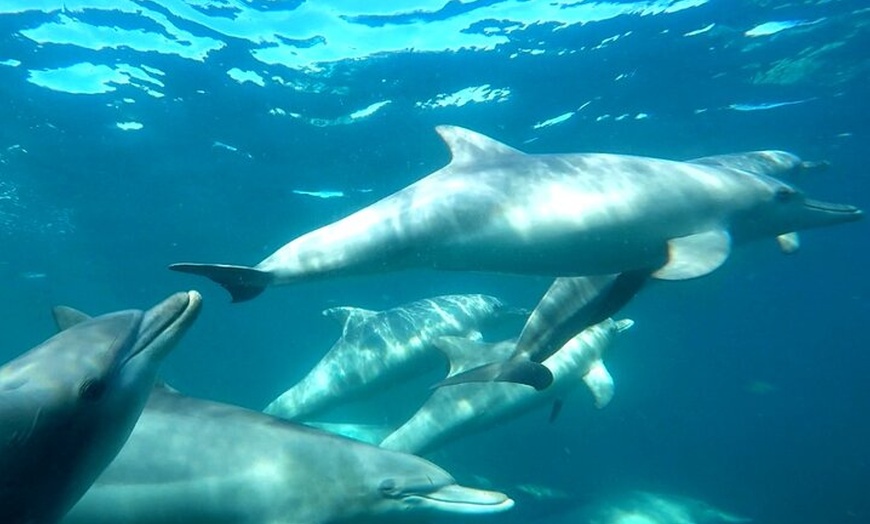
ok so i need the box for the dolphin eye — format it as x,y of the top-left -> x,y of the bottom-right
79,378 -> 107,402
775,187 -> 796,202
379,479 -> 400,496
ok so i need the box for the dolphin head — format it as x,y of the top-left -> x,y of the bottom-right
118,290 -> 203,391
0,291 -> 201,523
43,291 -> 203,407
351,449 -> 514,521
732,174 -> 862,241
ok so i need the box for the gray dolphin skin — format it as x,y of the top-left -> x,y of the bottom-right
0,291 -> 202,524
62,387 -> 514,524
381,318 -> 632,455
170,126 -> 862,302
264,294 -> 511,421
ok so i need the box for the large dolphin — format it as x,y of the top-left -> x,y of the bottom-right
380,317 -> 632,455
170,126 -> 862,302
0,291 -> 201,524
263,294 -> 516,421
62,386 -> 515,524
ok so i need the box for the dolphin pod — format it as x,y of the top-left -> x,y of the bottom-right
170,126 -> 862,304
62,386 -> 515,524
0,291 -> 201,524
264,294 -> 514,421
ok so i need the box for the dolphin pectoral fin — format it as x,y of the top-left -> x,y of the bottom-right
583,359 -> 614,408
548,399 -> 564,423
169,263 -> 272,302
776,232 -> 800,254
653,229 -> 731,280
433,359 -> 554,391
52,306 -> 92,331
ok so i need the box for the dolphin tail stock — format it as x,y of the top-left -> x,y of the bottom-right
432,358 -> 554,391
169,263 -> 273,302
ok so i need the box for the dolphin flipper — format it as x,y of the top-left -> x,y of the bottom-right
653,229 -> 731,280
169,263 -> 273,302
582,360 -> 614,408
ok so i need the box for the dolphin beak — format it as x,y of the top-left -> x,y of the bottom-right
128,291 -> 203,362
803,198 -> 863,219
413,484 -> 515,514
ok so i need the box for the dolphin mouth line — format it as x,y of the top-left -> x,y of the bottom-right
124,291 -> 202,364
803,198 -> 862,214
411,485 -> 515,514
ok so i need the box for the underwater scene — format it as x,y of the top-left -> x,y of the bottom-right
1,0 -> 868,523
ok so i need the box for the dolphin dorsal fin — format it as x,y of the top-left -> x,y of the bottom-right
52,305 -> 92,331
582,359 -> 614,408
435,126 -> 524,166
433,336 -> 515,377
322,306 -> 378,336
153,378 -> 180,393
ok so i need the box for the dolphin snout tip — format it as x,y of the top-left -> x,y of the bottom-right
186,289 -> 203,307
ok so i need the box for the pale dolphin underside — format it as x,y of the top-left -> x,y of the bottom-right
62,386 -> 515,524
170,126 -> 861,302
0,291 -> 201,524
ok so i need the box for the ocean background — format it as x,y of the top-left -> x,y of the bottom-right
1,1 -> 868,523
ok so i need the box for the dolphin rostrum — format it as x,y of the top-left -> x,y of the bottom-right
170,126 -> 861,302
62,386 -> 515,524
0,291 -> 201,524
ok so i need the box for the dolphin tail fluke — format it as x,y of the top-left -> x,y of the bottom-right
169,263 -> 273,302
433,359 -> 554,391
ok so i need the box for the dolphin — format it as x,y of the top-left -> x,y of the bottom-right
437,275 -> 645,390
0,291 -> 201,524
689,150 -> 828,178
380,317 -> 632,455
170,126 -> 861,302
263,294 -> 516,421
567,490 -> 751,524
62,386 -> 515,524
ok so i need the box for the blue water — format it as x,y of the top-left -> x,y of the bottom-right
1,1 -> 868,523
